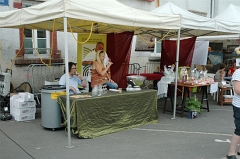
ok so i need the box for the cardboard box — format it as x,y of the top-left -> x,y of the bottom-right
13,113 -> 35,122
14,107 -> 36,115
10,94 -> 19,115
10,94 -> 19,107
13,99 -> 36,108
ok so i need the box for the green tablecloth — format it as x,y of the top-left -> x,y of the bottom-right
57,89 -> 158,138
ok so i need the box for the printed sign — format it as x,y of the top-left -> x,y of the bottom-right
77,34 -> 106,74
0,0 -> 9,6
51,92 -> 66,99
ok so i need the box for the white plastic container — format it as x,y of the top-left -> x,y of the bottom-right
18,92 -> 34,101
92,85 -> 98,96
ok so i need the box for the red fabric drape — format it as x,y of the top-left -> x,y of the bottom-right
160,37 -> 196,70
107,32 -> 134,88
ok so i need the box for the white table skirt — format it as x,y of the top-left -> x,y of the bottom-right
157,76 -> 175,98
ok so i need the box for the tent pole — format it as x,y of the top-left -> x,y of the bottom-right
64,17 -> 73,148
171,29 -> 181,120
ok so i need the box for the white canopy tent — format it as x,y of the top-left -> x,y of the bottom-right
151,2 -> 240,37
151,2 -> 240,120
0,0 -> 181,32
173,34 -> 239,41
0,0 -> 182,147
151,2 -> 216,37
214,4 -> 240,33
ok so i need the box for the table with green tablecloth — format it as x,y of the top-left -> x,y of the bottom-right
57,89 -> 158,138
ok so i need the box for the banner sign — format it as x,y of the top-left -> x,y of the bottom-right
0,0 -> 9,6
77,34 -> 106,74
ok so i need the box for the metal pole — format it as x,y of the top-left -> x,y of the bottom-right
64,17 -> 74,149
210,0 -> 215,18
171,29 -> 181,120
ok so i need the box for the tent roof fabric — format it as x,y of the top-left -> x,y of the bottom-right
151,2 -> 240,36
214,4 -> 240,23
0,0 -> 181,33
214,4 -> 240,33
151,2 -> 215,31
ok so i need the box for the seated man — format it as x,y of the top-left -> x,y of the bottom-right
59,62 -> 86,94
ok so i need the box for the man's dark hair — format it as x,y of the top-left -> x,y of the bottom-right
68,62 -> 76,72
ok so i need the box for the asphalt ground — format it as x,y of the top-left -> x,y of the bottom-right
0,95 -> 238,159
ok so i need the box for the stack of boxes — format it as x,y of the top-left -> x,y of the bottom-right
10,92 -> 36,121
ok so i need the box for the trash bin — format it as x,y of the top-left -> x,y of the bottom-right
41,85 -> 66,130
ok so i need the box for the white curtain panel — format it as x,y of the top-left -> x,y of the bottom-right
191,41 -> 209,66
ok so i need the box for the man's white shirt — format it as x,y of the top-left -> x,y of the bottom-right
59,74 -> 82,94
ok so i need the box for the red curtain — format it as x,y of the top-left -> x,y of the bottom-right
160,37 -> 196,70
107,32 -> 134,88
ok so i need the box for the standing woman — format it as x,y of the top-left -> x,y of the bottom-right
91,50 -> 118,89
226,68 -> 240,159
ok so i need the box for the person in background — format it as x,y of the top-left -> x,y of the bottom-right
228,60 -> 237,77
59,62 -> 86,94
214,63 -> 226,82
206,57 -> 213,67
91,50 -> 118,89
226,68 -> 240,159
82,42 -> 110,92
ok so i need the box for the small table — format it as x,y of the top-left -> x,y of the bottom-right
164,83 -> 211,117
218,86 -> 233,106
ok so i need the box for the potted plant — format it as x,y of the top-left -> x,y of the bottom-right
186,95 -> 202,119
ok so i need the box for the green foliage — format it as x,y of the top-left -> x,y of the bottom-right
186,96 -> 202,113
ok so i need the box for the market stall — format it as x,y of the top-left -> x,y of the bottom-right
0,0 -> 182,146
1,0 -> 240,147
151,2 -> 240,119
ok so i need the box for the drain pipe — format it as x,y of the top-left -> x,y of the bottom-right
210,0 -> 215,18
